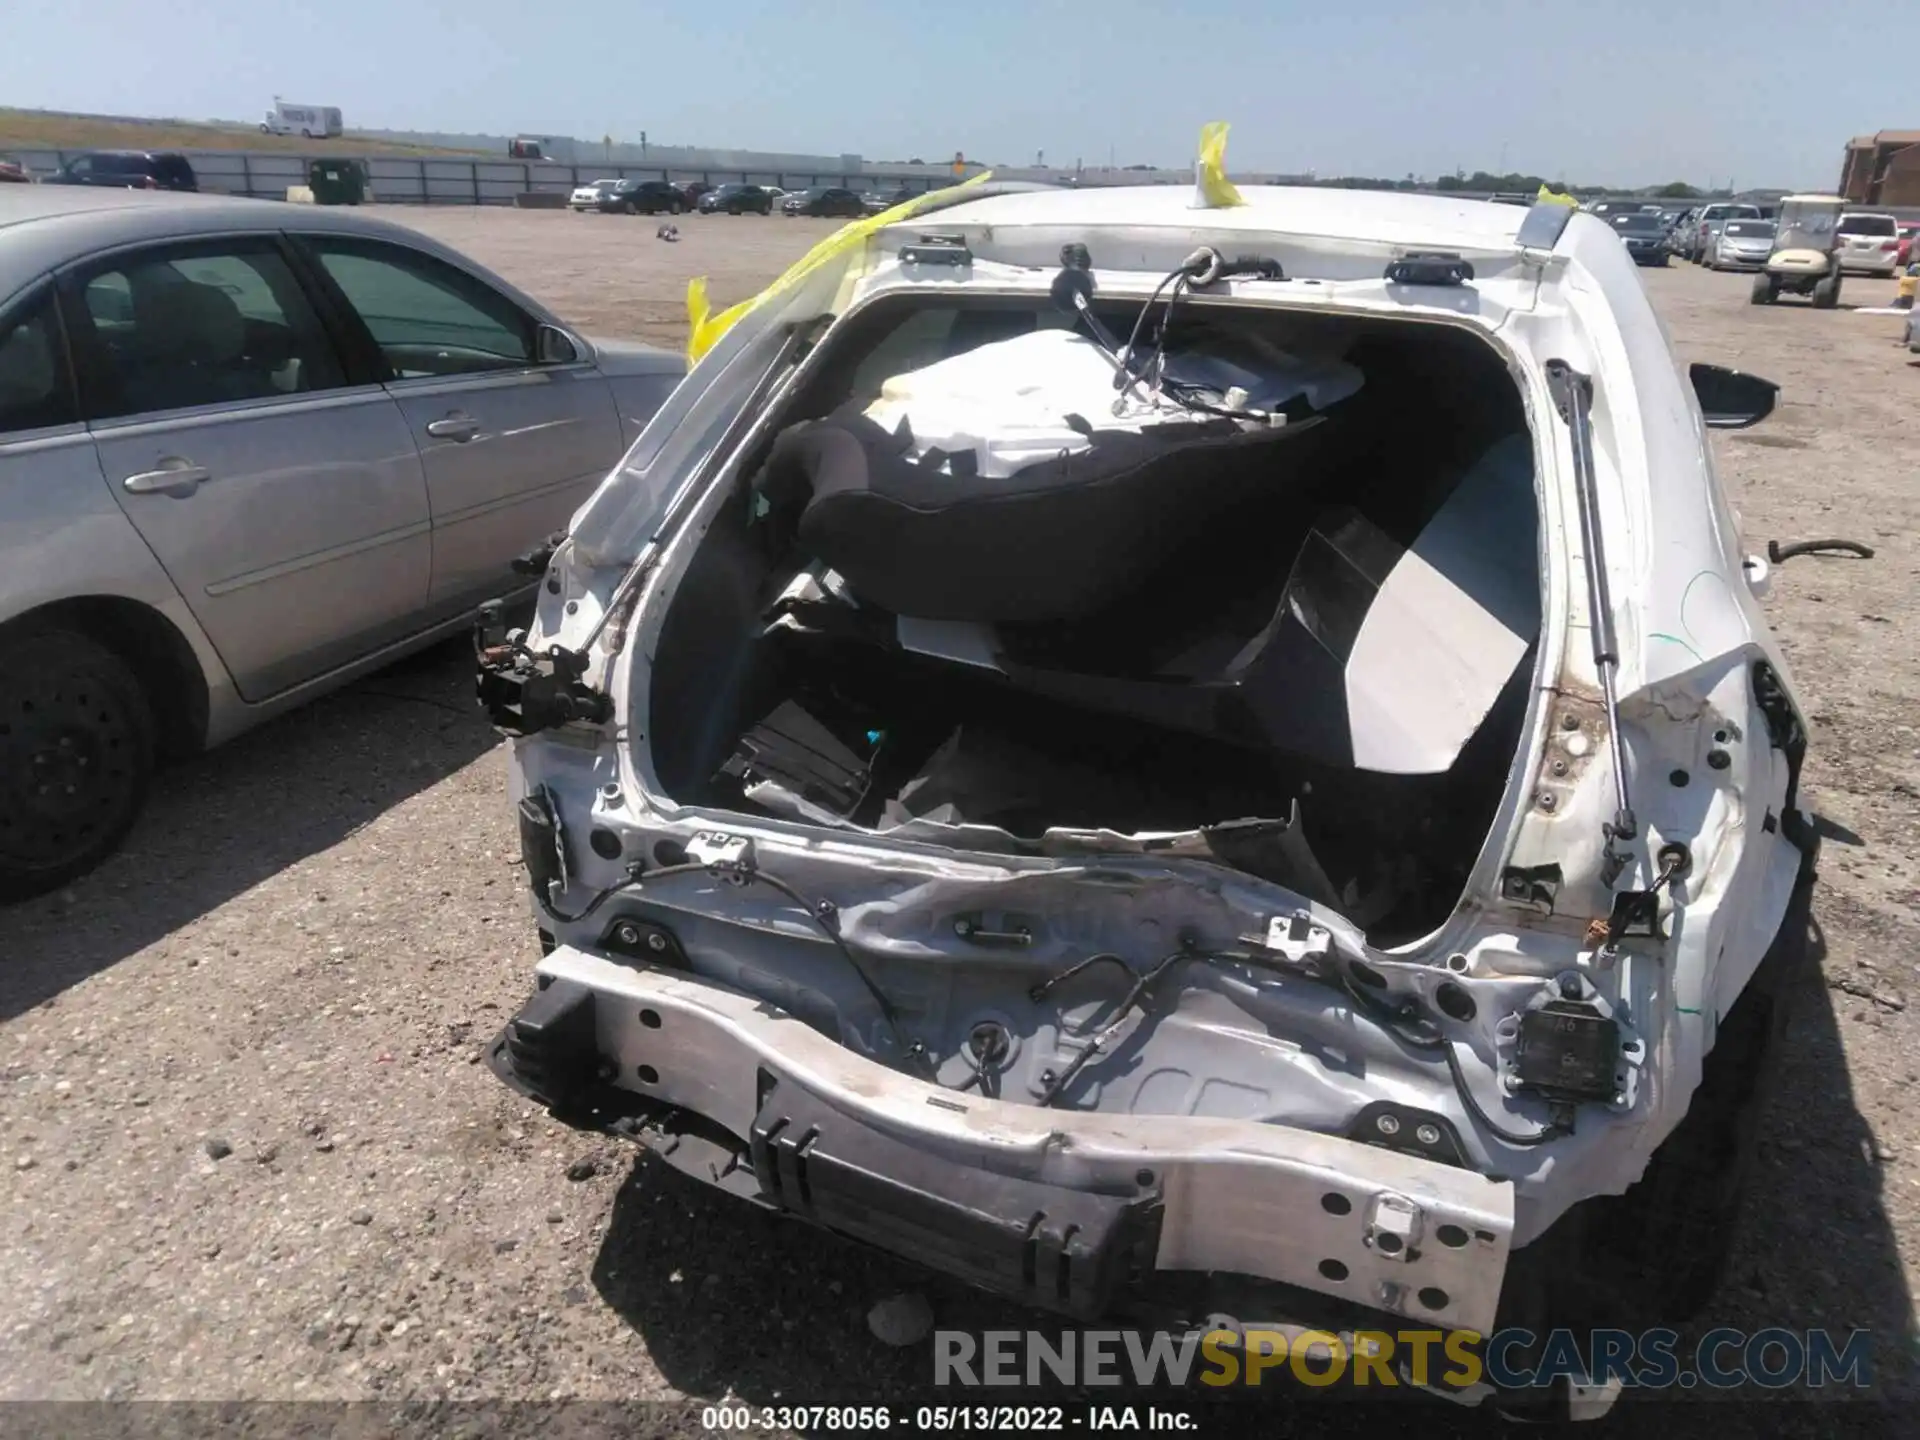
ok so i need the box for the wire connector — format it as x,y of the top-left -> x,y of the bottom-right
685,831 -> 757,882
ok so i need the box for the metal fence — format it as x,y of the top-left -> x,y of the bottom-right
5,148 -> 942,204
13,148 -> 1918,224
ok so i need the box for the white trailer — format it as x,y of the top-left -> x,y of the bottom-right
261,103 -> 344,139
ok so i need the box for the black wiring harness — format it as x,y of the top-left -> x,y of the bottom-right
1027,940 -> 1570,1147
548,853 -> 1564,1145
1111,247 -> 1295,424
536,858 -> 914,1062
1329,961 -> 1570,1147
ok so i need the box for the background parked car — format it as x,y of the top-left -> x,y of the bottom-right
1608,210 -> 1670,265
783,186 -> 866,217
680,182 -> 713,209
858,186 -> 917,215
1836,213 -> 1901,276
0,159 -> 29,184
698,183 -> 773,215
42,151 -> 198,192
1709,218 -> 1777,271
1688,203 -> 1761,263
569,179 -> 621,211
1896,223 -> 1918,269
0,187 -> 682,899
602,179 -> 685,214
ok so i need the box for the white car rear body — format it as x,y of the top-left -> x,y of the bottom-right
484,186 -> 1815,1409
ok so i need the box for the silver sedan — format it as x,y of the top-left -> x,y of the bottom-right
0,188 -> 683,899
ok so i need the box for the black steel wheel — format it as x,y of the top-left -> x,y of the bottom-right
0,627 -> 155,901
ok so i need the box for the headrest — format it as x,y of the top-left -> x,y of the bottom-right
0,320 -> 53,404
132,278 -> 246,365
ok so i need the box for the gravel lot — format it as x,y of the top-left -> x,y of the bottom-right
3,208 -> 1916,1434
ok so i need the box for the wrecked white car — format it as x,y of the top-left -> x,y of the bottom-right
478,183 -> 1816,1416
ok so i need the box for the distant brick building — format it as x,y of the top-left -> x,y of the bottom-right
1840,131 -> 1920,207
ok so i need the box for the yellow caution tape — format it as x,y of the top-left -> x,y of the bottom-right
1194,122 -> 1245,209
1537,184 -> 1579,208
686,171 -> 996,365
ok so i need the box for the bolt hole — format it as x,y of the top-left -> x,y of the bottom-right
636,1064 -> 659,1084
1318,1259 -> 1349,1282
588,828 -> 623,860
1436,1224 -> 1469,1249
1349,960 -> 1388,989
1418,1286 -> 1450,1311
1135,1169 -> 1156,1187
1374,1232 -> 1404,1255
1708,750 -> 1731,771
1320,1193 -> 1352,1216
1669,768 -> 1690,787
1714,729 -> 1730,744
1445,952 -> 1470,974
653,839 -> 688,866
639,1009 -> 661,1029
1435,981 -> 1476,1023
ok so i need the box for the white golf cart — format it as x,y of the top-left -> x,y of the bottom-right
1751,194 -> 1845,307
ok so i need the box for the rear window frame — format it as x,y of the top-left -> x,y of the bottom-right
0,281 -> 82,436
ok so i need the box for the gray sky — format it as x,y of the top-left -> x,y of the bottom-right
4,0 -> 1903,188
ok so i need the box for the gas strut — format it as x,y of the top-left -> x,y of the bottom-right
1544,360 -> 1637,888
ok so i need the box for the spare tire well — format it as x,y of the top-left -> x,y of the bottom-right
2,599 -> 209,760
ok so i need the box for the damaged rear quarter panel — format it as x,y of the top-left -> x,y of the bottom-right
1492,219 -> 1806,1169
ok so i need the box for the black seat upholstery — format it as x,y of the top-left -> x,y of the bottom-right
753,401 -> 1331,625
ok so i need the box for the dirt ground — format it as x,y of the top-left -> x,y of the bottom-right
2,209 -> 1916,1436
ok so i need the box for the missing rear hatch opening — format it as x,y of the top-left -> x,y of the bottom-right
645,290 -> 1542,947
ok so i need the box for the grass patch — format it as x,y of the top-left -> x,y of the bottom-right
0,108 -> 486,158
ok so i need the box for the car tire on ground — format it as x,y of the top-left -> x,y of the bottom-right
1751,274 -> 1777,305
0,624 -> 157,902
1813,269 -> 1842,309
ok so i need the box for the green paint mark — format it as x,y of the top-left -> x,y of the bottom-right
1649,631 -> 1706,665
1676,1006 -> 1702,1015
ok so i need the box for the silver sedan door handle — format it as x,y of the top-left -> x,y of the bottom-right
123,462 -> 210,498
425,413 -> 481,442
